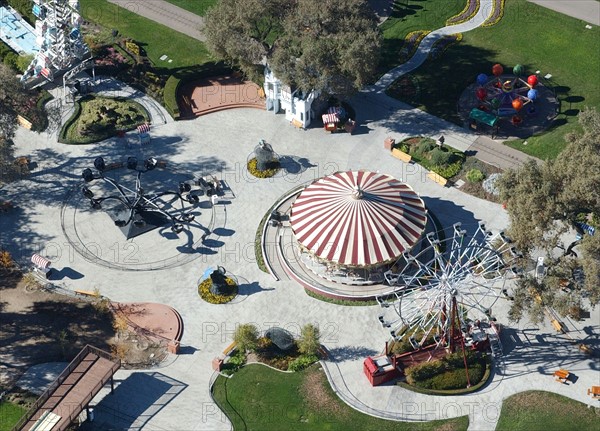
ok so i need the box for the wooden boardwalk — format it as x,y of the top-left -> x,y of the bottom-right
13,346 -> 120,431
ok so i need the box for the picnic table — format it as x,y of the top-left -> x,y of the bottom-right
588,386 -> 600,399
553,369 -> 570,383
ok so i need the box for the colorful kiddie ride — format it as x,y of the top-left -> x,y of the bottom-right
469,64 -> 540,131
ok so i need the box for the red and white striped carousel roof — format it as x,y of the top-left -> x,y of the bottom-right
290,170 -> 427,267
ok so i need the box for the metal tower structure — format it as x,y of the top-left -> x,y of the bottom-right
21,0 -> 89,86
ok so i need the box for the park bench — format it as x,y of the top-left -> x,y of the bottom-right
551,319 -> 565,333
74,289 -> 98,297
427,171 -> 448,187
588,386 -> 600,399
223,341 -> 237,356
553,369 -> 570,383
391,148 -> 412,163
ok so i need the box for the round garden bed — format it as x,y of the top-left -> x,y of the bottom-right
247,158 -> 281,178
198,276 -> 238,304
59,95 -> 150,144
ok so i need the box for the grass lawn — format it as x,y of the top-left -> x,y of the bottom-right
212,364 -> 468,431
0,401 -> 26,431
163,0 -> 216,16
80,0 -> 212,69
386,0 -> 600,160
379,0 -> 466,74
496,391 -> 600,431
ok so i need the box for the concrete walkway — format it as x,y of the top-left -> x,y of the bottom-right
373,0 -> 496,91
107,0 -> 205,41
528,0 -> 600,25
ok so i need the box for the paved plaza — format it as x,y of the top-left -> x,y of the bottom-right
2,86 -> 599,430
2,1 -> 599,429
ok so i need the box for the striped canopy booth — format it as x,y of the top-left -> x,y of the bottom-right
290,170 -> 427,268
137,123 -> 151,144
31,253 -> 52,278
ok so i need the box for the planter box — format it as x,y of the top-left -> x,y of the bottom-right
391,148 -> 412,163
384,137 -> 395,150
427,171 -> 448,187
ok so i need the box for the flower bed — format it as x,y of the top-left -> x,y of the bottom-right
482,0 -> 505,27
446,0 -> 480,25
428,33 -> 463,61
395,137 -> 465,179
198,276 -> 238,304
247,157 -> 280,178
398,30 -> 430,64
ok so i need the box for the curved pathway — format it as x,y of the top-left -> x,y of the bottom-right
373,0 -> 495,92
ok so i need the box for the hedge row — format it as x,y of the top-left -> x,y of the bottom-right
398,358 -> 492,396
163,62 -> 233,120
58,97 -> 85,144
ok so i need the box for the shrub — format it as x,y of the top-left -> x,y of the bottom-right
298,324 -> 321,356
435,161 -> 463,179
0,250 -> 14,268
163,74 -> 180,119
226,349 -> 246,372
405,360 -> 445,384
430,148 -> 453,166
466,169 -> 486,183
288,354 -> 319,372
406,351 -> 486,390
415,139 -> 436,156
234,324 -> 259,352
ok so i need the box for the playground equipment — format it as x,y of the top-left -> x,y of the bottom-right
364,223 -> 519,385
378,222 -> 517,351
470,64 -> 540,129
21,0 -> 89,87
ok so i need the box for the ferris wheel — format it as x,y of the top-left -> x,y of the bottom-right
377,222 -> 519,350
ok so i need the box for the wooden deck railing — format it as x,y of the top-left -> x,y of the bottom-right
12,345 -> 120,431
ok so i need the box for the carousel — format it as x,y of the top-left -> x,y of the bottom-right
288,170 -> 428,285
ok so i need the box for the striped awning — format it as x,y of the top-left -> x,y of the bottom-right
290,171 -> 427,267
322,113 -> 339,124
137,123 -> 150,134
31,253 -> 51,269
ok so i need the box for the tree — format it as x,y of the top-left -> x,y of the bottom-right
498,109 -> 600,322
233,323 -> 259,352
204,0 -> 382,96
297,323 -> 320,356
0,63 -> 21,184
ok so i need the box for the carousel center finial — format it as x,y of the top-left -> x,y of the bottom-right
351,185 -> 364,199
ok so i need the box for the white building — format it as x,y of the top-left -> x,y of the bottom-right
263,66 -> 320,129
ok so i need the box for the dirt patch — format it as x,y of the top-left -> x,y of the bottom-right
0,269 -> 168,390
110,329 -> 168,369
300,366 -> 348,418
452,157 -> 503,202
